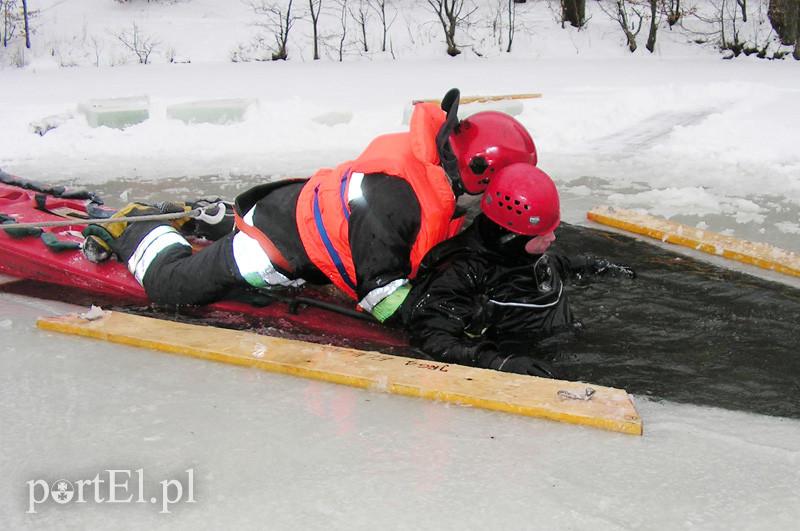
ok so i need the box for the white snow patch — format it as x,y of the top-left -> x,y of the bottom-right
775,222 -> 800,235
251,343 -> 268,359
608,187 -> 723,218
80,305 -> 106,321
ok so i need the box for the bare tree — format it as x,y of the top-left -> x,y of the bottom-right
367,0 -> 395,52
90,35 -> 104,67
115,22 -> 160,64
250,0 -> 299,61
3,0 -> 18,47
349,0 -> 370,52
691,0 -> 746,56
662,0 -> 682,27
506,0 -> 517,52
334,0 -> 349,61
425,0 -> 478,56
309,0 -> 322,60
600,0 -> 644,52
21,0 -> 28,48
645,0 -> 659,52
736,0 -> 747,22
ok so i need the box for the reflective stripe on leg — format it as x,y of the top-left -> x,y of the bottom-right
127,225 -> 192,285
232,231 -> 304,288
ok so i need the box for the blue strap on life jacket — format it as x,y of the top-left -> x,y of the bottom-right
338,168 -> 351,221
313,185 -> 357,291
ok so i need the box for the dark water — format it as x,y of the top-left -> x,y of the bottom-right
531,224 -> 800,419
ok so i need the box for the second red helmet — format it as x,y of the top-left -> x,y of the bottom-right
449,111 -> 538,195
480,163 -> 560,237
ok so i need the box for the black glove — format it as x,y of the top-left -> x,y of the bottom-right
589,257 -> 636,279
180,199 -> 235,241
487,353 -> 557,378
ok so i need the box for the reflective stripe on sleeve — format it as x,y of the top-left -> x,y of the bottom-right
128,225 -> 192,285
358,278 -> 409,313
347,172 -> 365,204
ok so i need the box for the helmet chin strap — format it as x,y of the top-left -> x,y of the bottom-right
435,88 -> 465,196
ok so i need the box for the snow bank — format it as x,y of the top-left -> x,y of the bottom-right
1,0 -> 798,254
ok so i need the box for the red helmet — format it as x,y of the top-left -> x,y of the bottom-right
480,163 -> 560,236
449,111 -> 538,195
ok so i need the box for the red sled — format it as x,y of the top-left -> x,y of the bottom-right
0,171 -> 408,353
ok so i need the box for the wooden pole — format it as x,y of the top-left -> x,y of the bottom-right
413,93 -> 543,105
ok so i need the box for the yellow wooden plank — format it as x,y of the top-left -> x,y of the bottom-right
413,93 -> 543,105
37,311 -> 642,435
588,205 -> 800,279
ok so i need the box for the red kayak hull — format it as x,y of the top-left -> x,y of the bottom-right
0,176 -> 408,351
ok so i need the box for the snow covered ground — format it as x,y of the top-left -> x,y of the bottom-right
1,1 -> 799,251
1,1 -> 800,528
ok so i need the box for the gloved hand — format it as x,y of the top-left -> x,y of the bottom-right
589,257 -> 636,279
180,199 -> 235,241
81,202 -> 189,263
487,353 -> 557,378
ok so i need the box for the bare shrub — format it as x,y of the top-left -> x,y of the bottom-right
248,0 -> 300,61
114,21 -> 160,64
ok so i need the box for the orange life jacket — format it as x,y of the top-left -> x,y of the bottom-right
295,102 -> 463,300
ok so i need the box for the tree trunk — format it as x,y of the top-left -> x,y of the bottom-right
3,1 -> 8,48
645,0 -> 657,52
309,0 -> 321,60
737,0 -> 747,23
506,0 -> 515,52
562,0 -> 586,28
312,26 -> 319,60
338,0 -> 347,61
666,0 -> 681,27
768,0 -> 800,46
361,20 -> 368,52
378,2 -> 387,52
446,3 -> 461,56
22,0 -> 29,49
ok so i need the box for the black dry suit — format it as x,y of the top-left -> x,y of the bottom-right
400,214 -> 625,376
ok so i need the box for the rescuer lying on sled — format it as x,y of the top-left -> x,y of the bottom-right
398,163 -> 636,378
87,88 -> 539,325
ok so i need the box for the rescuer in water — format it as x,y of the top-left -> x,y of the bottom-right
400,163 -> 635,377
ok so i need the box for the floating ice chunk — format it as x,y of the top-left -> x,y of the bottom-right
312,111 -> 353,126
251,343 -> 268,359
775,222 -> 800,235
78,96 -> 150,129
167,98 -> 256,125
80,305 -> 106,321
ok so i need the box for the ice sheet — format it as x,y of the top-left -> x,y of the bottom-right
2,293 -> 799,530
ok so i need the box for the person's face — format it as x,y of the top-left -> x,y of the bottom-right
524,231 -> 556,255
